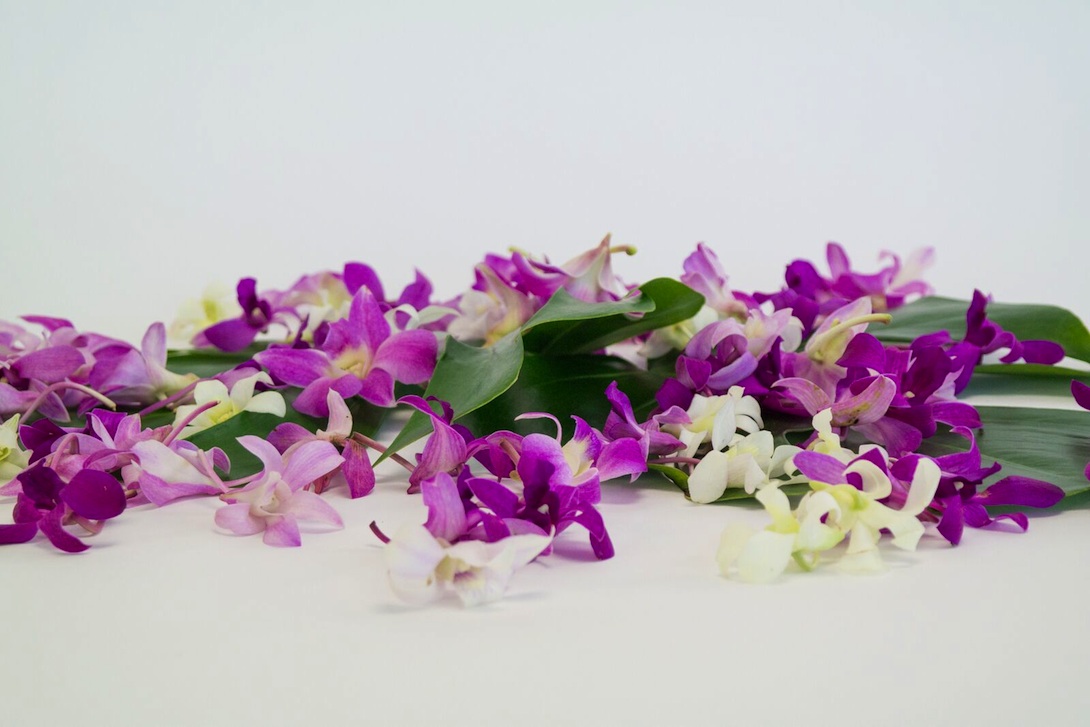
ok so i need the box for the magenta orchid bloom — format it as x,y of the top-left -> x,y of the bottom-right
255,289 -> 438,417
214,436 -> 345,547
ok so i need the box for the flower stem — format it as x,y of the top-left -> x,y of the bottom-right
162,401 -> 218,446
136,380 -> 199,416
649,456 -> 702,466
22,381 -> 116,421
351,433 -> 415,473
368,520 -> 390,544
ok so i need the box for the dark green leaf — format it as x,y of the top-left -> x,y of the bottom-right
166,345 -> 265,378
963,366 -> 1090,399
380,331 -> 525,459
877,297 -> 1090,363
918,406 -> 1090,505
459,353 -> 665,437
522,278 -> 704,355
521,289 -> 655,352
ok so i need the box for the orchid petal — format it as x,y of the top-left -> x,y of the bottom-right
384,524 -> 447,604
214,502 -> 265,535
373,330 -> 438,385
422,472 -> 467,542
689,450 -> 729,504
281,440 -> 344,491
340,439 -> 375,498
281,490 -> 344,528
60,469 -> 127,521
262,515 -> 302,547
237,436 -> 286,475
255,348 -> 332,387
38,507 -> 89,553
736,530 -> 796,583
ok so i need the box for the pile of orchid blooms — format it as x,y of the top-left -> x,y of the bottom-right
1,237 -> 1086,606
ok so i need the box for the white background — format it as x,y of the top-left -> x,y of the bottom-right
2,2 -> 1089,726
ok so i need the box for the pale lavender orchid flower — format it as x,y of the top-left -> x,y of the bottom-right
214,436 -> 344,547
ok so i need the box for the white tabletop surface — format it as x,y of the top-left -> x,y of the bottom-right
3,3 -> 1089,725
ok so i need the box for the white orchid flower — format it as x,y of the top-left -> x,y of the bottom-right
172,372 -> 286,439
384,524 -> 551,607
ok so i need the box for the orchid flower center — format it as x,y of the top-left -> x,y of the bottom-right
334,346 -> 374,378
206,401 -> 241,426
807,313 -> 891,364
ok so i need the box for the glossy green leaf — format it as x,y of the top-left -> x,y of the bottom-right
380,331 -> 525,459
521,289 -> 656,352
459,353 -> 665,437
963,365 -> 1090,399
918,406 -> 1090,505
877,296 -> 1090,363
522,278 -> 704,355
166,345 -> 265,378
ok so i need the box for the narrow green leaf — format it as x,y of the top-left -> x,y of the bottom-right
918,406 -> 1090,504
380,331 -> 525,459
459,353 -> 665,437
522,278 -> 704,355
877,296 -> 1090,363
648,463 -> 690,493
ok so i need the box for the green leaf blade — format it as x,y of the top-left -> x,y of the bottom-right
381,331 -> 525,458
522,278 -> 704,355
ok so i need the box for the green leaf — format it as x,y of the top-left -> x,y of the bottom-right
380,331 -> 525,459
963,365 -> 1090,399
648,463 -> 690,493
877,296 -> 1090,363
918,406 -> 1090,505
166,345 -> 265,378
522,278 -> 704,355
459,353 -> 665,437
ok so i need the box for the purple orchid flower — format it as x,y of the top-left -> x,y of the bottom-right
899,427 -> 1066,545
0,462 -> 127,552
255,288 -> 438,417
467,431 -> 615,559
214,436 -> 345,547
398,395 -> 470,490
199,278 -> 281,352
680,243 -> 757,318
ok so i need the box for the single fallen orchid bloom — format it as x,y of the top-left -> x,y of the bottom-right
214,436 -> 344,547
383,523 -> 550,607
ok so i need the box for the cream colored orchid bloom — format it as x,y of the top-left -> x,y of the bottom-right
688,430 -> 801,503
172,372 -> 286,439
0,415 -> 30,489
169,282 -> 243,345
717,458 -> 941,581
665,387 -> 763,458
384,524 -> 551,607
